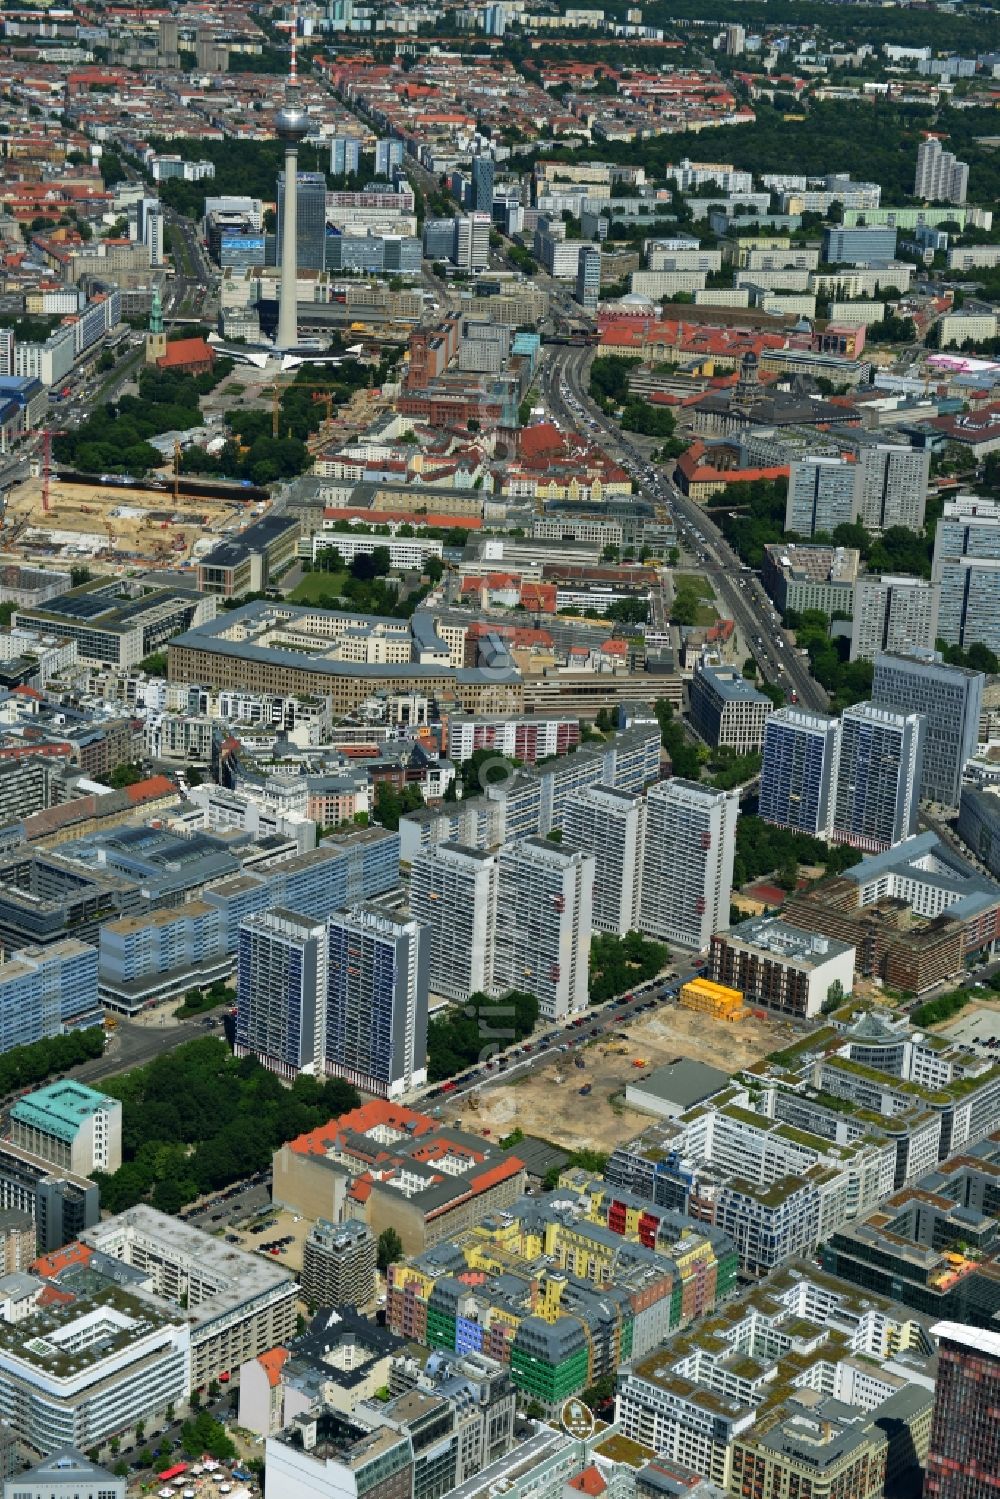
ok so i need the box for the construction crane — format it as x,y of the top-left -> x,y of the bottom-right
40,428 -> 65,515
173,438 -> 182,503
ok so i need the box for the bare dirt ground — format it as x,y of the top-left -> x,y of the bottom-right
2,477 -> 252,570
446,1003 -> 794,1154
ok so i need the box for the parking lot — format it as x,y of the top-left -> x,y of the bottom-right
182,1175 -> 272,1233
936,998 -> 1000,1050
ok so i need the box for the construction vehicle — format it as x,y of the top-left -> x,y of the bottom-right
632,1058 -> 648,1068
578,1083 -> 592,1097
574,1052 -> 585,1069
104,1016 -> 118,1032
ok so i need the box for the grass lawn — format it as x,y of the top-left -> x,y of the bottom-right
677,573 -> 715,598
288,570 -> 348,603
693,602 -> 718,625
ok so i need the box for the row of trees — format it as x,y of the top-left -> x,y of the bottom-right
910,989 -> 971,1029
654,697 -> 702,780
539,98 -> 1000,209
589,931 -> 669,1004
936,638 -> 1000,675
784,607 -> 874,712
732,814 -> 863,892
589,354 -> 639,410
427,990 -> 539,1082
670,577 -> 709,627
92,1039 -> 361,1214
711,478 -> 789,570
149,137 -> 332,218
0,1027 -> 104,1102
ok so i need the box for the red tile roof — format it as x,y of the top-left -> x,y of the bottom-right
287,1099 -> 436,1156
569,1469 -> 608,1497
31,1242 -> 93,1278
257,1347 -> 289,1388
125,774 -> 176,804
157,337 -> 214,369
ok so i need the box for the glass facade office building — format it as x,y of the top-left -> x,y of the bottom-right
276,171 -> 328,272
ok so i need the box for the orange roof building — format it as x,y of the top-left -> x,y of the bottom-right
156,337 -> 215,375
275,1099 -> 526,1255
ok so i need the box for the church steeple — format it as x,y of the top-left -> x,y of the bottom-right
145,284 -> 167,365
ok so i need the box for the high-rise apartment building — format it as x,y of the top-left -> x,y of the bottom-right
325,905 -> 428,1097
915,137 -> 969,206
471,154 -> 495,214
723,22 -> 746,53
330,136 -> 361,176
375,138 -> 403,178
858,443 -> 931,532
759,707 -> 841,837
301,1218 -> 377,1311
640,780 -> 738,950
562,784 -> 646,936
785,457 -> 862,537
409,844 -> 497,1000
832,702 -> 926,852
850,575 -> 939,663
236,908 -> 327,1078
872,651 -> 984,808
494,839 -> 594,1019
933,497 -> 1000,650
925,1321 -> 1000,1499
575,244 -> 601,313
131,196 -> 164,267
276,170 -> 328,272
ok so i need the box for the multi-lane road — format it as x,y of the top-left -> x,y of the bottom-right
419,958 -> 708,1109
543,343 -> 828,712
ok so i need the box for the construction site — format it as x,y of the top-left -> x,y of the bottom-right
0,471 -> 261,574
450,1002 -> 790,1155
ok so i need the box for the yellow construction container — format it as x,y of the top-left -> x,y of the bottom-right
679,977 -> 746,1021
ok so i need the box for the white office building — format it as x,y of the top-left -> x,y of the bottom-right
0,1289 -> 189,1456
494,838 -> 594,1019
640,780 -> 738,951
562,783 -> 646,936
454,213 -> 491,272
1,1450 -> 125,1499
850,575 -> 939,663
832,702 -> 926,852
82,1206 -> 297,1392
410,844 -> 497,1000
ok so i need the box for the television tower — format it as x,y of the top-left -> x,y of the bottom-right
275,13 -> 309,351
